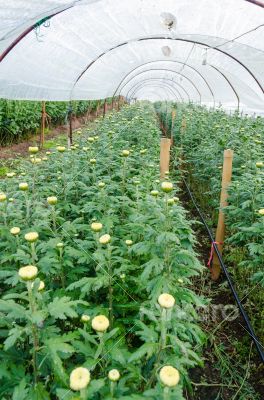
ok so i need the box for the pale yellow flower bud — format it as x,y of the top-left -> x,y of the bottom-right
161,182 -> 173,193
108,369 -> 120,382
57,146 -> 66,153
158,293 -> 175,309
81,314 -> 90,323
19,265 -> 38,281
91,222 -> 103,232
10,227 -> 20,236
24,232 -> 39,242
0,193 -> 7,202
159,366 -> 180,387
91,315 -> 109,332
99,234 -> 111,245
19,182 -> 29,191
28,146 -> 39,154
121,150 -> 130,157
70,367 -> 91,391
47,196 -> 58,205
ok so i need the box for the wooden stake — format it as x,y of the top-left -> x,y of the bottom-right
180,116 -> 186,134
171,110 -> 176,145
68,101 -> 73,147
211,149 -> 234,281
103,99 -> 107,118
160,138 -> 171,179
40,101 -> 46,149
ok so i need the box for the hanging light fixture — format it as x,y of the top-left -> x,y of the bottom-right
160,12 -> 177,31
161,45 -> 172,57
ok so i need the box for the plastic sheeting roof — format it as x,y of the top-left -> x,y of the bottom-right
0,0 -> 263,113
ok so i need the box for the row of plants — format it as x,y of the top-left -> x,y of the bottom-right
0,98 -> 114,146
0,103 -> 206,399
155,101 -> 264,341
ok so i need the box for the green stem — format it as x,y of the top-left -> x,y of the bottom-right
51,206 -> 57,232
59,248 -> 65,288
163,386 -> 170,400
26,282 -> 39,385
107,245 -> 113,328
31,243 -> 37,264
110,381 -> 115,398
80,388 -> 87,400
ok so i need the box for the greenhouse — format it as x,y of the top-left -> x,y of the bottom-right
0,1 -> 263,399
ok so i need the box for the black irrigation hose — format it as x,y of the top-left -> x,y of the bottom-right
182,176 -> 264,364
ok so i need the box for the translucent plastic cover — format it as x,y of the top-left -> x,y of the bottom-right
0,0 -> 263,114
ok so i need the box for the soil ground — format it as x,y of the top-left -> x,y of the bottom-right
180,184 -> 264,400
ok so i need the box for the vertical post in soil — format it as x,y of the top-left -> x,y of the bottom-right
212,149 -> 234,281
180,116 -> 186,134
160,138 -> 171,179
171,109 -> 176,145
40,101 -> 46,149
68,101 -> 73,147
103,99 -> 107,118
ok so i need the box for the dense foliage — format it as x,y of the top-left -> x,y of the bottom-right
0,99 -> 112,146
155,101 -> 264,341
0,103 -> 205,399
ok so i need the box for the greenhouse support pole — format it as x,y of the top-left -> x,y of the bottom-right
181,116 -> 186,134
68,102 -> 73,147
171,110 -> 176,145
103,99 -> 107,117
160,138 -> 171,179
212,149 -> 234,280
40,101 -> 46,149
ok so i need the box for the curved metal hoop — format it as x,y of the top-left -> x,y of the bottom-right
119,68 -> 201,103
125,77 -> 190,102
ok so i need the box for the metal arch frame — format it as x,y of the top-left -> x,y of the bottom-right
118,68 -> 201,103
244,0 -> 264,7
113,59 -> 215,106
125,77 -> 189,102
130,84 -> 181,103
128,84 -> 181,104
128,83 -> 182,103
71,37 -> 263,97
1,16 -> 262,99
208,64 -> 240,110
126,79 -> 185,102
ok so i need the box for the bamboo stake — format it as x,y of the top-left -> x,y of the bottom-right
160,138 -> 171,179
103,99 -> 107,118
68,101 -> 73,147
180,116 -> 186,134
171,110 -> 176,145
211,149 -> 234,281
40,101 -> 46,149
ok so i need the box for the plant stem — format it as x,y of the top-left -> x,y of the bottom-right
59,248 -> 65,288
26,281 -> 39,385
51,206 -> 57,232
31,243 -> 37,264
80,388 -> 87,400
110,381 -> 115,398
163,386 -> 170,400
107,245 -> 113,328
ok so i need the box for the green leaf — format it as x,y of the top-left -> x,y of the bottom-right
128,342 -> 158,363
48,296 -> 81,320
12,379 -> 28,400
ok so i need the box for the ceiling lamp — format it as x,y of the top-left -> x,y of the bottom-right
162,46 -> 172,57
160,12 -> 177,31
